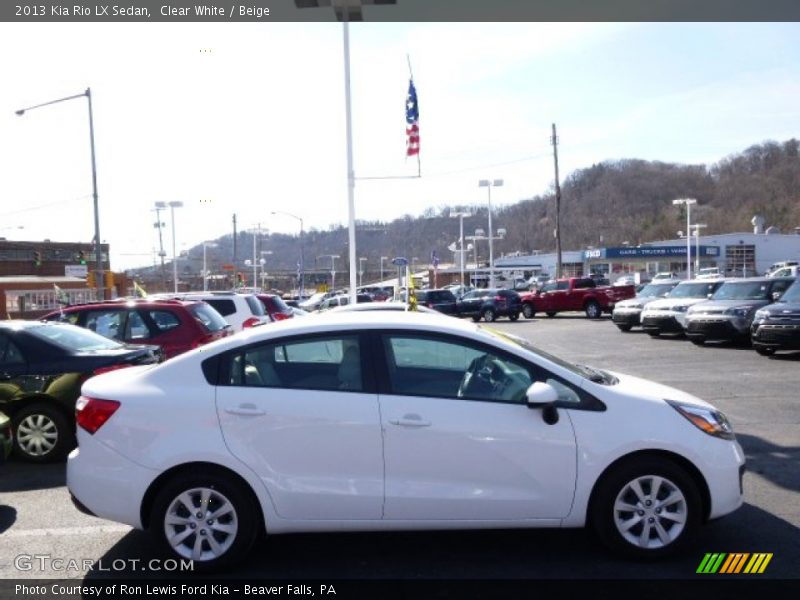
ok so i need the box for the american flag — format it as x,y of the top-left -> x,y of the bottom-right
405,79 -> 420,157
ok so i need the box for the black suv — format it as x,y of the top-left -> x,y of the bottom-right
457,289 -> 522,322
416,289 -> 458,315
751,279 -> 800,356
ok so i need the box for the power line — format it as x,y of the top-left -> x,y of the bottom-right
408,152 -> 553,179
0,194 -> 92,217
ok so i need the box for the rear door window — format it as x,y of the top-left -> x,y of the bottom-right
126,311 -> 152,340
244,295 -> 266,316
148,310 -> 181,333
84,310 -> 125,340
189,304 -> 229,333
0,333 -> 26,365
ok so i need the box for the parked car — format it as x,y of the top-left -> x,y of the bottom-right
256,294 -> 294,322
359,286 -> 392,302
696,267 -> 723,280
416,289 -> 458,315
614,275 -> 637,287
457,288 -> 522,322
42,299 -> 232,359
640,279 -> 726,337
68,311 -> 744,569
153,292 -> 270,332
751,279 -> 800,356
685,277 -> 795,345
299,292 -> 332,312
443,284 -> 473,299
0,321 -> 162,462
0,411 -> 11,464
652,272 -> 679,281
612,280 -> 681,332
520,277 -> 636,319
327,302 -> 439,315
766,260 -> 798,276
766,265 -> 799,279
318,294 -> 373,311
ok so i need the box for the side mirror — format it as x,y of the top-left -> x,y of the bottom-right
772,291 -> 782,301
526,381 -> 558,407
707,293 -> 713,299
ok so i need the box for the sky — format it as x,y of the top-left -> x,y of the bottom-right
1,21 -> 799,270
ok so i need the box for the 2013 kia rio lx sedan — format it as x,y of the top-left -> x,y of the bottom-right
67,312 -> 745,569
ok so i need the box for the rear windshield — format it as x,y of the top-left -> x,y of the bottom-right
26,324 -> 124,352
189,303 -> 230,332
205,299 -> 237,317
244,296 -> 266,316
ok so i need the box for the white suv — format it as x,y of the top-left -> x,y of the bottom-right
154,292 -> 270,332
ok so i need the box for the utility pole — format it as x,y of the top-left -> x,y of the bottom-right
153,204 -> 167,292
232,213 -> 238,267
551,123 -> 563,279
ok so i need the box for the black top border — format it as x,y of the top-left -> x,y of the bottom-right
3,0 -> 800,23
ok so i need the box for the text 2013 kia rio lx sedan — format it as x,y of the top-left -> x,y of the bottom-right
67,312 -> 745,569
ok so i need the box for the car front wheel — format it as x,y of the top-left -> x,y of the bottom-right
585,301 -> 602,319
482,308 -> 497,322
12,404 -> 73,462
151,469 -> 260,571
590,457 -> 701,558
522,304 -> 535,319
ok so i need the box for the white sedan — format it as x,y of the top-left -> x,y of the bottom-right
68,312 -> 744,569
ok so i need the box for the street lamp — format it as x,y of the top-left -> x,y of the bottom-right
153,203 -> 168,291
358,257 -> 367,288
260,250 -> 273,290
16,88 -> 104,299
271,210 -> 305,298
293,0 -> 398,305
158,201 -> 184,293
450,210 -> 472,286
692,223 -> 707,274
244,225 -> 265,290
672,198 -> 697,279
318,255 -> 340,292
479,179 -> 504,287
202,242 -> 218,292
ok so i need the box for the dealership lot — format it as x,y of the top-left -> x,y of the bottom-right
1,314 -> 798,580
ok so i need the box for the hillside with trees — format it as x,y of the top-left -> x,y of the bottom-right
136,139 -> 800,284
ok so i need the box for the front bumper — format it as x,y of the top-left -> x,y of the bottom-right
751,323 -> 800,350
686,317 -> 749,341
612,309 -> 641,327
641,314 -> 684,334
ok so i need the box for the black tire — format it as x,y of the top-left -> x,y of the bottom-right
508,312 -> 519,321
616,324 -> 632,332
690,338 -> 705,346
151,468 -> 260,571
12,403 -> 74,463
590,456 -> 702,559
471,315 -> 481,322
546,312 -> 557,318
755,347 -> 775,356
585,300 -> 602,319
647,331 -> 661,337
482,308 -> 497,322
522,304 -> 535,319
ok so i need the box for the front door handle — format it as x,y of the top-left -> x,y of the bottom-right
389,414 -> 431,428
225,403 -> 266,417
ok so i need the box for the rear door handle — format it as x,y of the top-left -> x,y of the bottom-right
389,414 -> 431,428
225,403 -> 266,417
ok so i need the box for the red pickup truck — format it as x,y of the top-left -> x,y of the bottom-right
520,277 -> 636,319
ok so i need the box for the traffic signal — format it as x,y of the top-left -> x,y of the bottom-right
33,251 -> 41,267
77,250 -> 86,265
87,272 -> 96,288
106,272 -> 115,288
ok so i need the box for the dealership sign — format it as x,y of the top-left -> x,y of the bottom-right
584,245 -> 720,260
65,265 -> 88,278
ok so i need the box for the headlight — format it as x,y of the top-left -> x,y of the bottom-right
753,309 -> 770,322
666,400 -> 735,440
724,305 -> 755,317
672,305 -> 689,312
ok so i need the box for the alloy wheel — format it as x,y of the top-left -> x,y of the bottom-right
613,474 -> 687,550
164,487 -> 239,561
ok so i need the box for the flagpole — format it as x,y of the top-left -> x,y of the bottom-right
407,54 -> 421,178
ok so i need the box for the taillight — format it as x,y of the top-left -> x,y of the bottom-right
191,333 -> 215,349
76,396 -> 120,434
273,312 -> 291,321
427,302 -> 434,308
242,317 -> 262,328
494,295 -> 504,302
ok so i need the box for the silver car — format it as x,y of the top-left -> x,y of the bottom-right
612,280 -> 681,332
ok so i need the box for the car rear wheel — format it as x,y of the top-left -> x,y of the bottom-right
508,312 -> 519,321
585,301 -> 602,319
12,404 -> 73,462
482,308 -> 497,322
151,469 -> 259,571
546,312 -> 557,318
616,324 -> 632,332
690,338 -> 705,346
522,304 -> 535,319
591,457 -> 701,558
755,347 -> 775,356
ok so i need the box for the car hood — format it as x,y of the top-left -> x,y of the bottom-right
688,299 -> 769,314
643,297 -> 711,310
757,301 -> 800,317
616,296 -> 661,309
595,370 -> 715,411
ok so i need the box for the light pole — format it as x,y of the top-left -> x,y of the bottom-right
318,255 -> 340,292
271,210 -> 304,298
479,179 -> 504,288
245,225 -> 264,290
153,203 -> 168,291
450,210 -> 472,286
672,198 -> 697,279
380,256 -> 388,283
359,257 -> 367,288
202,242 -> 218,291
163,201 -> 184,292
259,251 -> 273,290
692,223 -> 707,274
16,88 -> 104,299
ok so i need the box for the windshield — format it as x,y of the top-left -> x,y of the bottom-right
27,323 -> 125,352
779,281 -> 800,303
668,282 -> 719,299
638,282 -> 677,298
712,281 -> 770,301
483,327 -> 617,384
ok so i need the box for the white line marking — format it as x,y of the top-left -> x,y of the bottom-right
4,525 -> 133,537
